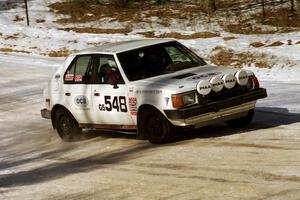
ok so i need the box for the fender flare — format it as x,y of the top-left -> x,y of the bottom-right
51,104 -> 73,129
136,104 -> 164,139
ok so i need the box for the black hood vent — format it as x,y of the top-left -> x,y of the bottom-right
172,73 -> 196,79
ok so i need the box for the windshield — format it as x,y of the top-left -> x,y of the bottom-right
117,41 -> 206,81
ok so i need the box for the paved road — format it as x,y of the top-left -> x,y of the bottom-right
0,54 -> 299,200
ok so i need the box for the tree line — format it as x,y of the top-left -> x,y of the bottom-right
94,0 -> 300,16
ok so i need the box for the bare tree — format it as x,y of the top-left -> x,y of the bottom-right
24,0 -> 30,26
261,0 -> 266,20
201,0 -> 216,14
290,0 -> 295,11
112,0 -> 128,7
156,0 -> 166,4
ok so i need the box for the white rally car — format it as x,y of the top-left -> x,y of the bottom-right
41,39 -> 267,144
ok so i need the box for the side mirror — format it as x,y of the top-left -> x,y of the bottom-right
108,68 -> 120,89
112,79 -> 119,89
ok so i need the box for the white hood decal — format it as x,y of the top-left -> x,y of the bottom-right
186,72 -> 222,82
133,65 -> 243,93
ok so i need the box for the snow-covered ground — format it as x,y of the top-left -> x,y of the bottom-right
1,1 -> 300,199
0,53 -> 300,200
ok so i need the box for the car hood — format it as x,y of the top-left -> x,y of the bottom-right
131,65 -> 251,93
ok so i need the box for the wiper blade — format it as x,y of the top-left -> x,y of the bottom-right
167,62 -> 198,72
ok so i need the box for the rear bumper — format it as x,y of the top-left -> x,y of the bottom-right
164,88 -> 267,128
41,108 -> 51,119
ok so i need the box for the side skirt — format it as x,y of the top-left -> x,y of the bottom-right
79,123 -> 137,131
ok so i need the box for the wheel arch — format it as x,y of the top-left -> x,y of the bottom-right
137,104 -> 174,143
137,104 -> 162,119
51,104 -> 75,129
136,104 -> 165,139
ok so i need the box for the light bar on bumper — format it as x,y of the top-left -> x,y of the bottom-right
165,88 -> 267,120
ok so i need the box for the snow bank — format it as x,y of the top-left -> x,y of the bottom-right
0,0 -> 300,83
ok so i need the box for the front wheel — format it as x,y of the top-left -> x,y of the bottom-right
55,108 -> 82,142
225,109 -> 255,128
139,108 -> 173,144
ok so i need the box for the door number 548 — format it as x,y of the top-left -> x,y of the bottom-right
99,96 -> 127,112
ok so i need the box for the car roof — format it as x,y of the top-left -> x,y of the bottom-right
77,39 -> 175,54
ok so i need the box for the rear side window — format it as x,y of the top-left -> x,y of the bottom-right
64,55 -> 93,84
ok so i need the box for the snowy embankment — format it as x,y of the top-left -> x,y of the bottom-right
0,53 -> 63,68
0,0 -> 299,111
183,35 -> 300,82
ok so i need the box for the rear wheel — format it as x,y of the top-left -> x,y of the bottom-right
139,108 -> 173,144
55,108 -> 82,142
225,109 -> 255,128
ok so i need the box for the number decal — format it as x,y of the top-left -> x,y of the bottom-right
112,97 -> 120,112
104,96 -> 112,111
100,96 -> 128,112
119,96 -> 128,112
99,104 -> 105,111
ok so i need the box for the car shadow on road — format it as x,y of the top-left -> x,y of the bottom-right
0,108 -> 298,189
67,129 -> 136,142
81,129 -> 137,141
69,130 -> 136,143
73,107 -> 300,143
0,143 -> 153,188
172,107 -> 300,142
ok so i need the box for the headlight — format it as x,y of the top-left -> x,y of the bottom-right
182,93 -> 196,105
172,92 -> 196,108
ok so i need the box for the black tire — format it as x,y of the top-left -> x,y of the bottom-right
225,109 -> 255,128
139,108 -> 173,144
55,108 -> 82,142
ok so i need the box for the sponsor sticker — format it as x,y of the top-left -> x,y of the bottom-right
75,75 -> 83,82
129,97 -> 137,109
129,87 -> 134,93
128,97 -> 137,116
135,90 -> 162,94
65,74 -> 74,81
74,95 -> 88,107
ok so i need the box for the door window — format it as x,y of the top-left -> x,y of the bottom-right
64,55 -> 93,84
94,55 -> 124,84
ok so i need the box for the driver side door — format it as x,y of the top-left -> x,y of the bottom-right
90,54 -> 134,127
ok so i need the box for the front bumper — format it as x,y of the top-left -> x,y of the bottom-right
41,108 -> 51,119
164,88 -> 267,122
